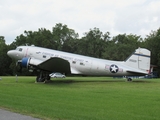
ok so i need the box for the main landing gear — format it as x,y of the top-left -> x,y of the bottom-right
36,71 -> 51,83
127,77 -> 132,82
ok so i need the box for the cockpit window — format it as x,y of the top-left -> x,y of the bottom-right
16,48 -> 23,52
19,48 -> 23,51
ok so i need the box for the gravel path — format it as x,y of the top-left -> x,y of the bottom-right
0,109 -> 41,120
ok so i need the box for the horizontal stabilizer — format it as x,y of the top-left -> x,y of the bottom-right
126,70 -> 148,76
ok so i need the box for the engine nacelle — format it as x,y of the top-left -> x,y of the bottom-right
21,57 -> 43,69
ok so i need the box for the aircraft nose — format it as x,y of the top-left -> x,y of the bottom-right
7,50 -> 12,57
7,50 -> 16,58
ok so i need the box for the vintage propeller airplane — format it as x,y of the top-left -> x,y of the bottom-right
7,45 -> 151,82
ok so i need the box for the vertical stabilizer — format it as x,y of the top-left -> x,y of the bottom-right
125,48 -> 150,74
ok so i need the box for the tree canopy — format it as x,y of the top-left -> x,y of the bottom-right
1,23 -> 160,76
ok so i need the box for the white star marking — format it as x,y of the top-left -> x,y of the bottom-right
111,65 -> 118,72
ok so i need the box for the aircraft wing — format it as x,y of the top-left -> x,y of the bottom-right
37,57 -> 71,74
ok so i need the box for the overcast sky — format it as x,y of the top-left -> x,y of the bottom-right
1,0 -> 160,44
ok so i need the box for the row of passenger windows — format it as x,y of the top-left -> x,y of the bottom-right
72,61 -> 85,65
43,55 -> 46,58
42,55 -> 85,66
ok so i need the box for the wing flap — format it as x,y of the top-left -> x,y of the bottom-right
37,57 -> 71,74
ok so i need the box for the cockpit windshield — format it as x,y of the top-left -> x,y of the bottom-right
16,48 -> 23,52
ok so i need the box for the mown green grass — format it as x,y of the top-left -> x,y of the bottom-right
0,76 -> 160,120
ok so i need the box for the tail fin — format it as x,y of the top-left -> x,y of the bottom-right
125,48 -> 150,74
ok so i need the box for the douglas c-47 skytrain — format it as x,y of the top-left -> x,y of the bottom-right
7,45 -> 151,82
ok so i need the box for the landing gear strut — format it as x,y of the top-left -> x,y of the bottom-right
127,77 -> 132,82
36,71 -> 50,82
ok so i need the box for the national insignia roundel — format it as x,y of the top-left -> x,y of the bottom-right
109,64 -> 119,73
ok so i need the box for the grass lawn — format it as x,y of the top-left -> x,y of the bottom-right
0,76 -> 160,120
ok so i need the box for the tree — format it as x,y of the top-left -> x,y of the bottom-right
0,36 -> 12,75
52,23 -> 79,51
77,28 -> 110,58
102,34 -> 143,61
14,28 -> 53,49
6,23 -> 160,77
145,28 -> 160,66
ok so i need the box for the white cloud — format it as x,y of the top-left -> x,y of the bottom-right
0,0 -> 160,44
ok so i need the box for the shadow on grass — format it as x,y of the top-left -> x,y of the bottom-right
44,79 -> 152,84
132,80 -> 153,83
